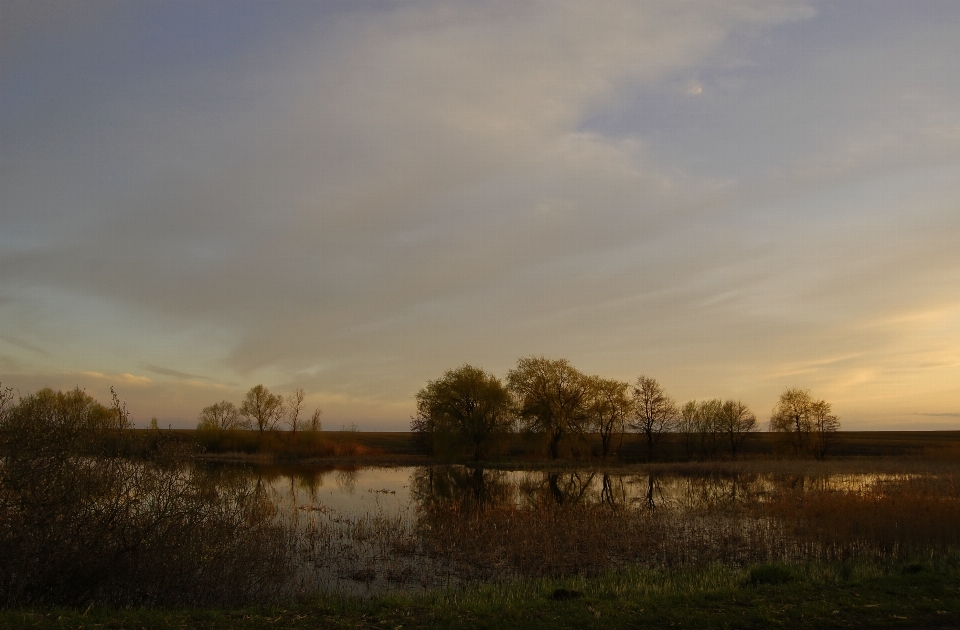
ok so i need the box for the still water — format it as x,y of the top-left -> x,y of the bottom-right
205,461 -> 960,595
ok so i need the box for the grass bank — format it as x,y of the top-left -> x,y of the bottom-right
8,558 -> 960,629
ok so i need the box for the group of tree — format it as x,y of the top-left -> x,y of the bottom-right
412,356 -> 839,462
676,398 -> 758,461
769,387 -> 840,459
197,385 -> 321,433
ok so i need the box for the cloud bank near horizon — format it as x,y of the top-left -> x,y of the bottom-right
2,1 -> 960,429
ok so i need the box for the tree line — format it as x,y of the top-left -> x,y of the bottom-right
412,356 -> 840,461
197,385 -> 321,433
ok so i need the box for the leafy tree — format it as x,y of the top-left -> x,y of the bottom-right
414,365 -> 512,460
583,376 -> 630,459
507,357 -> 589,460
629,376 -> 677,461
197,401 -> 249,431
239,385 -> 284,433
769,388 -> 839,459
0,387 -> 119,457
769,387 -> 813,455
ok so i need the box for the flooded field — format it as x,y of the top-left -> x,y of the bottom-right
218,460 -> 960,595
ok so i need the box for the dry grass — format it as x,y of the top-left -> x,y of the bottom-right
6,386 -> 960,607
283,461 -> 960,594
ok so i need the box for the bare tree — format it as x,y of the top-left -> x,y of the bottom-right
694,399 -> 724,460
677,400 -> 700,460
583,376 -> 630,459
507,357 -> 589,460
629,376 -> 677,461
197,401 -> 249,431
809,398 -> 840,460
720,399 -> 756,459
414,364 -> 512,460
239,385 -> 284,433
286,388 -> 305,432
307,407 -> 322,433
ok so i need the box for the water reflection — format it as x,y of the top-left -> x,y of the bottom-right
193,462 -> 960,595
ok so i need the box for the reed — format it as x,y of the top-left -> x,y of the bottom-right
287,461 -> 960,593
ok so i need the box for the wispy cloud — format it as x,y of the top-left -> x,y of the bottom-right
0,335 -> 50,356
81,371 -> 152,386
142,364 -> 211,382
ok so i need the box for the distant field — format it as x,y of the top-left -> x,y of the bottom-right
140,428 -> 960,463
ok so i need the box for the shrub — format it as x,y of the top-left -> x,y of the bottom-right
0,387 -> 296,607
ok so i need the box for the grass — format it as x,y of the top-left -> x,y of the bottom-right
6,558 -> 960,628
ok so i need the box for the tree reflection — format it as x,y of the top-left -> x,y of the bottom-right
600,473 -> 627,509
644,474 -> 663,509
410,466 -> 513,513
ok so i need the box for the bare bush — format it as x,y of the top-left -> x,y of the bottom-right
0,387 -> 296,607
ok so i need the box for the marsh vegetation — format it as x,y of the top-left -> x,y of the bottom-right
2,384 -> 959,613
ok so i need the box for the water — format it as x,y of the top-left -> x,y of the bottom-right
196,461 -> 960,595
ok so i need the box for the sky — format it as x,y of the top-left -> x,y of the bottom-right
2,0 -> 959,430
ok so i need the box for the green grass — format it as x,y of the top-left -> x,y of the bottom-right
7,558 -> 960,629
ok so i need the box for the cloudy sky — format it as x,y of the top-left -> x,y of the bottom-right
2,0 -> 959,430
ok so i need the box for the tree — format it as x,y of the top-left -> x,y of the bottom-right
239,385 -> 284,433
306,407 -> 322,433
507,357 -> 589,460
629,376 -> 677,461
808,398 -> 840,460
583,376 -> 630,459
677,400 -> 700,460
694,398 -> 724,460
769,388 -> 839,459
677,399 -> 732,461
197,401 -> 249,431
413,365 -> 512,460
720,399 -> 756,459
286,388 -> 305,432
769,387 -> 814,455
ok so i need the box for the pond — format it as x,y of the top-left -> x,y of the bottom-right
204,460 -> 960,596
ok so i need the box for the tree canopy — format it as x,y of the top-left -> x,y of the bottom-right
507,357 -> 590,459
770,388 -> 839,459
413,365 -> 512,460
239,385 -> 285,433
630,375 -> 677,460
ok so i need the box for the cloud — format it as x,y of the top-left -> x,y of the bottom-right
4,1 -> 960,428
81,371 -> 152,386
142,364 -> 212,382
0,335 -> 50,356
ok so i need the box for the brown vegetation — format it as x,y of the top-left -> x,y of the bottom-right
0,386 -> 296,607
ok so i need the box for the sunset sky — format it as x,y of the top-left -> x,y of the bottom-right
2,1 -> 959,430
